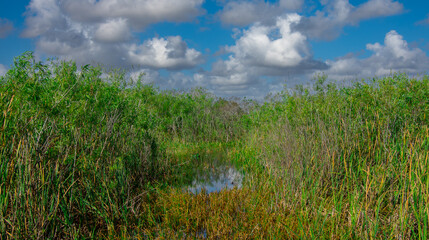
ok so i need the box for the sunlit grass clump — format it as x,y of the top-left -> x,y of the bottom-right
1,53 -> 428,239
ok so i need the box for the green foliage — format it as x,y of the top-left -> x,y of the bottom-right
1,53 -> 428,239
239,72 -> 429,239
0,53 -> 248,238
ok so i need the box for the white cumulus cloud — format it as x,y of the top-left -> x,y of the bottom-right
60,0 -> 204,28
227,14 -> 308,68
94,18 -> 131,43
219,1 -> 280,26
279,0 -> 304,10
22,0 -> 66,38
22,0 -> 203,70
218,0 -> 304,27
325,30 -> 429,79
128,36 -> 203,70
296,0 -> 404,40
204,14 -> 327,96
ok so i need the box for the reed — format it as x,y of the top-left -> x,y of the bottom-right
1,53 -> 428,239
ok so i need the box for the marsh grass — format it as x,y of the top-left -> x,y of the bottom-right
1,53 -> 428,239
0,53 -> 244,239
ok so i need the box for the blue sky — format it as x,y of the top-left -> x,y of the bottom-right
1,0 -> 428,97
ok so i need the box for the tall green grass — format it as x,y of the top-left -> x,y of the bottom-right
1,53 -> 428,239
239,73 -> 429,238
0,53 -> 244,238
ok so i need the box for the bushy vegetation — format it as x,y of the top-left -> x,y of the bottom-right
236,72 -> 429,239
0,53 -> 244,238
1,53 -> 428,239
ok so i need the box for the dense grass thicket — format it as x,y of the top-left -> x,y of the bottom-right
1,53 -> 428,239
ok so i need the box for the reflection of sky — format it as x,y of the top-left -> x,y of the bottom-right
187,166 -> 243,194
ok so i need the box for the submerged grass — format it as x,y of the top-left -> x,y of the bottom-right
1,53 -> 428,239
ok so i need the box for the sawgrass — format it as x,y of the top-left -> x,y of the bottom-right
1,53 -> 428,239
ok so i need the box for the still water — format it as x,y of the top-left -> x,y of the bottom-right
185,161 -> 243,194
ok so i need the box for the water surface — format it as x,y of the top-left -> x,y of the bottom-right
186,161 -> 243,194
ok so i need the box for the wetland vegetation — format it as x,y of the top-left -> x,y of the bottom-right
1,52 -> 428,239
